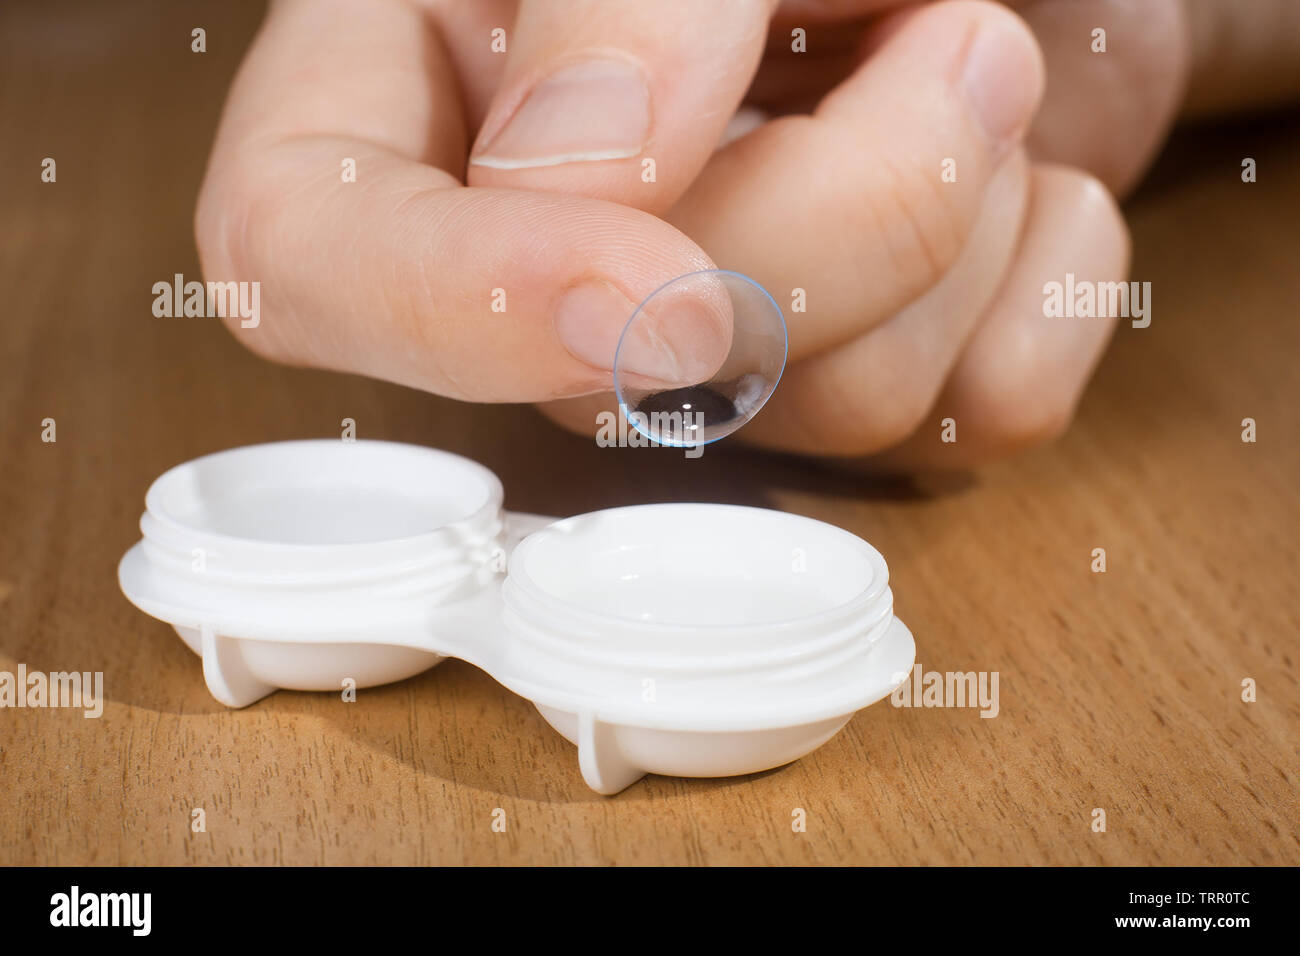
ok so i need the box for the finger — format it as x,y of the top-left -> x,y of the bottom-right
738,148 -> 1031,455
467,0 -> 777,213
197,0 -> 729,403
865,164 -> 1130,471
1021,0 -> 1188,196
668,0 -> 1046,361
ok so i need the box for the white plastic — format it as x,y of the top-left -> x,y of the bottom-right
118,440 -> 914,795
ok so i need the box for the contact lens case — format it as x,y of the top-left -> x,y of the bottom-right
118,439 -> 915,794
118,271 -> 913,794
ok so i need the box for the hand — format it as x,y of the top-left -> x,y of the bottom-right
195,0 -> 1130,468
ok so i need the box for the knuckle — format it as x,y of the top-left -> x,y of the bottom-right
193,158 -> 298,365
194,162 -> 255,280
868,153 -> 967,298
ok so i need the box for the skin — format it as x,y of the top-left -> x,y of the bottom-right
195,0 -> 1300,470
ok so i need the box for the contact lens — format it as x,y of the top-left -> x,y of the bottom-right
613,269 -> 787,446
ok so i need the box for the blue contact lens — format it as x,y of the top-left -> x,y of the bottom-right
612,269 -> 787,447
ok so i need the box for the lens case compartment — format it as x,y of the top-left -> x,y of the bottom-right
119,439 -> 914,795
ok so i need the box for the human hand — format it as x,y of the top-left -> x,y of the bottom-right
197,0 -> 1132,468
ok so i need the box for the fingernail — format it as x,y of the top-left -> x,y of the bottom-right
555,281 -> 722,385
960,25 -> 1043,146
472,59 -> 650,170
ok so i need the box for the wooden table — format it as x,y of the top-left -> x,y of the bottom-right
1,0 -> 1296,866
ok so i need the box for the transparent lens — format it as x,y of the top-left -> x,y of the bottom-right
613,269 -> 787,447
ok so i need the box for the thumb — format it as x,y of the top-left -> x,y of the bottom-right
199,146 -> 732,403
467,0 -> 777,214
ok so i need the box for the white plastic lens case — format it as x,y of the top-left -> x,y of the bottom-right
118,439 -> 915,795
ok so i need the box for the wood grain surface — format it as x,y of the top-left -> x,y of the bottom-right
1,0 -> 1296,866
